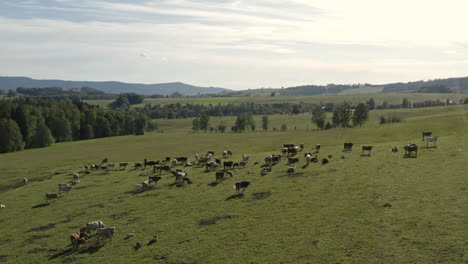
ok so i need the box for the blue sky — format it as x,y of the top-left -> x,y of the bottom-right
1,0 -> 467,90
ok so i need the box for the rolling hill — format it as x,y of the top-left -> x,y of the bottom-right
0,77 -> 230,96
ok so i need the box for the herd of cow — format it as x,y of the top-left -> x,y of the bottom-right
0,131 -> 439,251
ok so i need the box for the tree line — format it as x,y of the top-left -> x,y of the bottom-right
0,97 -> 148,153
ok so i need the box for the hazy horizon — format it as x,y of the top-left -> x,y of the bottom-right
1,0 -> 468,90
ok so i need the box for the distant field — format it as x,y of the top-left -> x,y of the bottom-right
0,105 -> 467,263
338,86 -> 384,95
84,93 -> 467,109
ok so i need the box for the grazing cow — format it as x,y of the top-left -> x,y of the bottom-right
72,173 -> 80,180
422,131 -> 432,141
0,204 -> 5,209
305,153 -> 312,164
70,232 -> 88,248
185,161 -> 194,167
144,159 -> 159,168
71,179 -> 80,185
343,142 -> 354,151
165,157 -> 171,163
215,158 -> 222,165
85,221 -> 106,233
232,162 -> 240,168
154,165 -> 171,174
101,158 -> 108,165
171,159 -> 178,167
45,193 -> 59,199
392,146 -> 399,152
404,143 -> 418,157
234,181 -> 251,194
148,176 -> 162,184
222,150 -> 228,158
207,151 -> 215,156
264,155 -> 272,164
322,158 -> 329,165
281,148 -> 288,154
287,164 -> 297,174
125,232 -> 136,240
58,183 -> 72,192
85,169 -> 91,174
311,155 -> 318,163
272,154 -> 282,163
23,177 -> 28,184
316,144 -> 321,150
288,157 -> 299,164
215,171 -> 225,181
172,170 -> 192,185
223,161 -> 234,170
195,154 -> 200,161
108,163 -> 115,168
341,154 -> 346,159
135,241 -> 143,249
148,236 -> 159,245
287,146 -> 300,155
328,154 -> 333,159
261,166 -> 272,176
134,162 -> 143,168
175,157 -> 188,163
119,162 -> 128,169
206,162 -> 220,171
300,143 -> 305,150
239,161 -> 248,167
97,227 -> 116,240
283,144 -> 295,148
242,154 -> 249,162
426,136 -> 438,148
227,150 -> 233,157
361,145 -> 373,156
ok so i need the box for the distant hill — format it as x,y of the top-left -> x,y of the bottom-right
218,77 -> 468,97
0,77 -> 230,96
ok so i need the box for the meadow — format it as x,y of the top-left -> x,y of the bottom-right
0,105 -> 467,263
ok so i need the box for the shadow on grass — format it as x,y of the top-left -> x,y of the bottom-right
48,248 -> 74,260
208,181 -> 220,187
403,154 -> 417,159
32,203 -> 50,209
225,194 -> 244,201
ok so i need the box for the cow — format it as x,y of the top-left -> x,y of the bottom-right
23,177 -> 28,184
392,146 -> 399,152
300,143 -> 305,150
134,162 -> 143,168
426,136 -> 438,148
222,150 -> 229,158
343,142 -> 353,151
234,181 -> 251,194
72,173 -> 80,180
404,143 -> 418,157
305,153 -> 312,164
264,155 -> 272,164
58,183 -> 72,192
206,161 -> 220,171
223,161 -> 234,170
281,148 -> 288,154
195,154 -> 200,162
422,131 -> 432,141
288,157 -> 299,164
171,159 -> 178,167
154,165 -> 171,174
100,158 -> 108,165
315,144 -> 321,150
272,154 -> 281,163
97,227 -> 116,241
288,164 -> 297,174
70,232 -> 88,249
322,158 -> 329,165
227,150 -> 233,157
71,179 -> 80,185
119,162 -> 128,169
242,154 -> 249,162
207,151 -> 215,156
165,157 -> 171,163
175,157 -> 188,163
85,221 -> 106,233
108,163 -> 115,168
45,193 -> 59,199
144,159 -> 159,168
0,204 -> 5,209
261,166 -> 272,176
172,170 -> 192,185
283,144 -> 295,148
361,145 -> 373,156
148,176 -> 162,184
216,171 -> 233,181
311,155 -> 318,163
215,158 -> 222,165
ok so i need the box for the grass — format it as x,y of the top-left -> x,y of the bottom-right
0,105 -> 467,263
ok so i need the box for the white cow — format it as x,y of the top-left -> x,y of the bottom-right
85,220 -> 106,233
23,177 -> 28,184
97,227 -> 116,240
0,204 -> 5,209
72,173 -> 80,180
58,183 -> 72,192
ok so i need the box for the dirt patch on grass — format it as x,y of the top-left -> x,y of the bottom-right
198,215 -> 234,227
28,248 -> 58,254
27,223 -> 56,232
0,239 -> 11,246
25,234 -> 51,243
110,212 -> 129,219
251,192 -> 271,200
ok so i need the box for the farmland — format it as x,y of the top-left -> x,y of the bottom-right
0,104 -> 467,264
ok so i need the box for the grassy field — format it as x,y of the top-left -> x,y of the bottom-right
84,93 -> 467,108
0,106 -> 467,263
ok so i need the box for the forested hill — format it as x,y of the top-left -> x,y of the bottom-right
0,77 -> 230,96
381,77 -> 468,93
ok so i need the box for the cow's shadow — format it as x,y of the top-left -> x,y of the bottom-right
225,194 -> 244,201
403,154 -> 417,159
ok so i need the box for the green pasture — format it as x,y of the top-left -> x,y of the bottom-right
0,106 -> 467,263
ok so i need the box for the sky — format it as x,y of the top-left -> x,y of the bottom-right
1,0 -> 468,90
